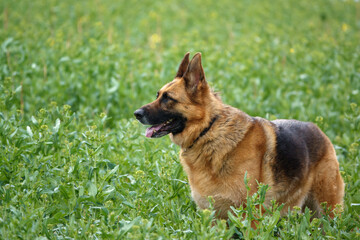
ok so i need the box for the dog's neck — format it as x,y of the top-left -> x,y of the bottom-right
178,106 -> 254,170
185,115 -> 219,150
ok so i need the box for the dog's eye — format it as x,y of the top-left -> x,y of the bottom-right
161,92 -> 178,103
156,92 -> 159,99
161,92 -> 169,103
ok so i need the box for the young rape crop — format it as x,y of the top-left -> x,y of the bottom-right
1,0 -> 359,238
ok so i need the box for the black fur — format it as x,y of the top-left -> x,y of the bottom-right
188,116 -> 218,149
272,120 -> 326,182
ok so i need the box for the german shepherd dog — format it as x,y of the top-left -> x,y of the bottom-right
134,52 -> 344,219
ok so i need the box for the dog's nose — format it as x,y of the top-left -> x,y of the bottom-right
134,108 -> 145,120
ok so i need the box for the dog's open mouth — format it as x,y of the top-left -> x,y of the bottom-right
145,118 -> 185,138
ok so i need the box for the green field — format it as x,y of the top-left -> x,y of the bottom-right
1,0 -> 360,238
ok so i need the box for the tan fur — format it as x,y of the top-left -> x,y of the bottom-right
136,53 -> 345,219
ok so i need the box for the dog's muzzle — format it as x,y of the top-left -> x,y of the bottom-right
134,108 -> 144,120
134,108 -> 149,124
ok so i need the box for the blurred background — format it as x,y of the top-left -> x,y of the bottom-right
1,0 -> 359,132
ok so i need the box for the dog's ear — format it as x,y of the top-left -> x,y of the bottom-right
175,52 -> 190,78
183,52 -> 206,93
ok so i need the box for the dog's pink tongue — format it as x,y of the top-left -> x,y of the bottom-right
145,124 -> 163,138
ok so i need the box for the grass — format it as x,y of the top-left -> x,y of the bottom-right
0,0 -> 360,238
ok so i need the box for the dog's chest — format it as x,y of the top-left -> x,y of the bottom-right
179,155 -> 216,197
179,154 -> 244,209
191,189 -> 210,209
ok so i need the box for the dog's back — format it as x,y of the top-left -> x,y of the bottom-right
272,119 -> 327,181
266,119 -> 344,216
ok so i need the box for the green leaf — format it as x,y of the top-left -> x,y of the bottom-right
53,118 -> 61,133
14,85 -> 22,93
26,126 -> 33,138
31,116 -> 38,125
87,181 -> 97,197
104,165 -> 119,182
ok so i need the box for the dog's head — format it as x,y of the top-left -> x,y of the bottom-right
134,52 -> 211,138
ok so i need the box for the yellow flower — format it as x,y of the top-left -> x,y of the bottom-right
149,33 -> 161,49
135,170 -> 145,178
293,206 -> 301,212
334,204 -> 344,215
89,38 -> 96,46
289,48 -> 295,54
202,209 -> 211,216
210,11 -> 218,19
149,11 -> 158,20
46,37 -> 55,47
342,23 -> 349,32
350,142 -> 359,154
56,30 -> 64,41
63,104 -> 71,111
132,225 -> 140,230
315,116 -> 323,124
350,102 -> 357,112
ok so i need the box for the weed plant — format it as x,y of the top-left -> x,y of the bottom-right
1,0 -> 359,238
